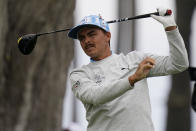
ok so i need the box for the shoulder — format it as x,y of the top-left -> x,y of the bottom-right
70,65 -> 86,73
69,65 -> 90,78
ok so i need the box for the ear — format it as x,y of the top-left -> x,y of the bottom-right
105,32 -> 111,43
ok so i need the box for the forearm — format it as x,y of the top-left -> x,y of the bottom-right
166,28 -> 189,72
70,72 -> 133,106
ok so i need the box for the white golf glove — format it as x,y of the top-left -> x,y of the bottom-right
151,8 -> 177,29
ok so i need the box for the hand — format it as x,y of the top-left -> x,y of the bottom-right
151,8 -> 177,31
129,57 -> 155,86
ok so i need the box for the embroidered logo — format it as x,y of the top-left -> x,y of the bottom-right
94,74 -> 105,84
73,81 -> 80,88
121,65 -> 130,70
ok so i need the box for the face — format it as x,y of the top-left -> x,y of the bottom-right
77,26 -> 111,61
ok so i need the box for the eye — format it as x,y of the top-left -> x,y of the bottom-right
89,32 -> 96,37
78,36 -> 84,42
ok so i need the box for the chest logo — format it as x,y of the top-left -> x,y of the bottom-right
94,74 -> 105,84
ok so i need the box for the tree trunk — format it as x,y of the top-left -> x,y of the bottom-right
0,0 -> 75,131
117,0 -> 136,54
166,0 -> 195,131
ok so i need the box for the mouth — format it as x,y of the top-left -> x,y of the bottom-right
85,44 -> 95,50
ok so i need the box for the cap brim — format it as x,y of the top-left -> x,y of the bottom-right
68,24 -> 104,39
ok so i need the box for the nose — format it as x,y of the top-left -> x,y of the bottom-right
83,36 -> 91,44
80,36 -> 91,49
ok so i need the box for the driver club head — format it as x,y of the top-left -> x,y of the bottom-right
17,34 -> 38,55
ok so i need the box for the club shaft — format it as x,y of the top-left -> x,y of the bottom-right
35,11 -> 164,36
36,28 -> 71,36
107,12 -> 159,24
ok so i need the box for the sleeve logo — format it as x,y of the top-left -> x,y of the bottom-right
73,81 -> 80,88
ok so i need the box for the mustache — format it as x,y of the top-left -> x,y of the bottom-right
85,44 -> 95,49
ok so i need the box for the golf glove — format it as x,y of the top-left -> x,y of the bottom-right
151,8 -> 177,29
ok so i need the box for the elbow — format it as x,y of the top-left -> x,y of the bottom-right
183,53 -> 190,71
184,59 -> 189,70
181,57 -> 189,71
180,63 -> 189,72
168,57 -> 189,74
173,59 -> 189,73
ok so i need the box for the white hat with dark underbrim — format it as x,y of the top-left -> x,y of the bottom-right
68,15 -> 110,39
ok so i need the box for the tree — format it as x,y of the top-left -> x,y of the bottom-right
0,0 -> 75,131
166,0 -> 195,131
117,0 -> 136,54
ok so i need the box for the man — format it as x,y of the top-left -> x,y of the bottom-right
68,8 -> 189,131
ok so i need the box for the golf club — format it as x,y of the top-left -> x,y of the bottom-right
17,9 -> 172,55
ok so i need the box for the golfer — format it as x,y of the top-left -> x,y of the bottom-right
68,8 -> 189,131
